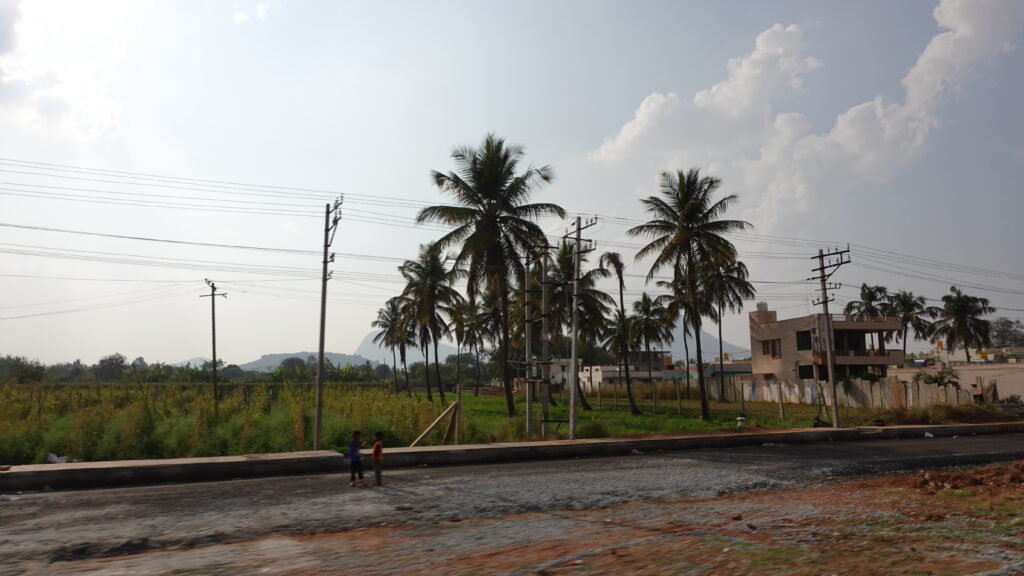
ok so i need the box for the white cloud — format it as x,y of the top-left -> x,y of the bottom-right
694,24 -> 821,119
0,0 -> 19,54
255,2 -> 271,21
590,0 -> 1024,234
590,23 -> 817,164
233,12 -> 249,23
0,0 -> 132,141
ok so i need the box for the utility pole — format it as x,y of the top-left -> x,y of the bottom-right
540,247 -> 552,440
200,279 -> 227,413
565,216 -> 598,439
524,250 -> 533,438
810,247 -> 849,429
315,197 -> 344,451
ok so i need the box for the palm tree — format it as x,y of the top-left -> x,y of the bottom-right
600,309 -> 637,411
417,134 -> 565,417
930,286 -> 995,363
704,258 -> 755,400
599,251 -> 641,415
627,168 -> 750,421
630,292 -> 673,413
548,242 -> 613,344
844,284 -> 889,350
545,241 -> 612,410
399,243 -> 464,404
885,290 -> 934,367
913,366 -> 961,404
371,298 -> 402,392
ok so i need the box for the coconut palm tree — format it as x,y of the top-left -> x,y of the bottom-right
930,286 -> 995,363
630,292 -> 674,413
599,251 -> 641,415
417,134 -> 565,417
627,168 -> 750,421
545,241 -> 612,410
885,290 -> 934,367
704,258 -> 755,399
844,284 -> 889,349
371,298 -> 402,392
600,308 -> 637,409
399,242 -> 464,404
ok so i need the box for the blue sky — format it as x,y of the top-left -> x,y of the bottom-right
1,0 -> 1022,365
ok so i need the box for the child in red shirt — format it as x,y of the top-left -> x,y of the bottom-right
371,431 -> 384,486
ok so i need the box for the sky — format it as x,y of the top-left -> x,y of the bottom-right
1,0 -> 1022,366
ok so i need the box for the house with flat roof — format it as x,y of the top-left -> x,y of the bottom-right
748,302 -> 904,381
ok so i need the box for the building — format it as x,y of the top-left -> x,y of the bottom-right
579,350 -> 671,391
748,302 -> 904,381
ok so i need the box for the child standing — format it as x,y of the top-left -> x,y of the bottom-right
371,431 -> 384,486
347,430 -> 366,487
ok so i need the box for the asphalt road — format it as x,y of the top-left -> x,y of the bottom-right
3,433 -> 1023,575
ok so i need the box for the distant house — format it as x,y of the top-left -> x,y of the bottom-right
579,351 -> 751,391
748,302 -> 904,381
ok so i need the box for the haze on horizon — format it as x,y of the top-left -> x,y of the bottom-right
1,0 -> 1022,366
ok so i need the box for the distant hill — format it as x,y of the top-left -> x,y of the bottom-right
239,352 -> 375,373
355,325 -> 747,365
669,326 -> 749,362
171,357 -> 209,367
356,331 -> 457,365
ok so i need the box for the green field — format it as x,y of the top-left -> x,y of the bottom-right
0,380 -> 973,466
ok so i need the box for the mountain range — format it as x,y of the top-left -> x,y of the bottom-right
355,326 -> 748,365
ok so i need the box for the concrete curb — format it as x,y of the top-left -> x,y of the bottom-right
3,422 -> 1022,492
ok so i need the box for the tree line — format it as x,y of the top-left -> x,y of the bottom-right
0,353 -> 392,385
842,283 -> 1014,363
372,134 -> 756,421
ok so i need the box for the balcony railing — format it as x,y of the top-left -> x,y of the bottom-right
830,314 -> 897,323
835,349 -> 897,358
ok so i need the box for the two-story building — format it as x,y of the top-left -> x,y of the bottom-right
748,302 -> 904,381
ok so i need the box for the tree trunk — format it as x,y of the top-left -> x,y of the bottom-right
401,348 -> 412,398
902,326 -> 909,368
718,301 -> 725,404
683,312 -> 691,400
434,338 -> 446,405
620,278 -> 640,415
423,342 -> 433,401
576,361 -> 593,411
646,339 -> 655,414
391,348 -> 398,393
474,341 -> 481,397
500,285 -> 516,417
964,339 -> 972,363
689,271 -> 711,421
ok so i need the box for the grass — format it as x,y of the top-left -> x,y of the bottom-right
0,380 -> 1010,465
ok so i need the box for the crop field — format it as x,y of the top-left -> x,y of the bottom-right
0,380 -> 1004,466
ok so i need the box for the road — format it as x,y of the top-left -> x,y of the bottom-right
2,433 -> 1023,575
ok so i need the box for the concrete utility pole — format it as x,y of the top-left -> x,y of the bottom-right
315,197 -> 344,451
200,279 -> 227,412
524,251 -> 533,438
565,216 -> 598,440
540,248 -> 552,440
811,247 -> 850,429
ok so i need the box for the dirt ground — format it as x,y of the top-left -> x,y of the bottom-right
23,461 -> 1024,576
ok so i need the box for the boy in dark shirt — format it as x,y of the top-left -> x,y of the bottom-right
347,430 -> 366,487
371,431 -> 384,486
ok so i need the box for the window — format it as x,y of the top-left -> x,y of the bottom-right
761,339 -> 782,358
796,331 -> 812,351
798,365 -> 815,379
